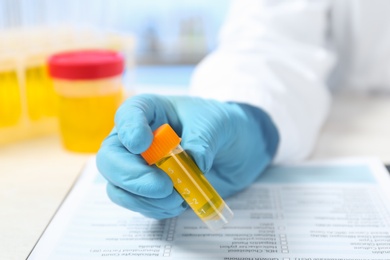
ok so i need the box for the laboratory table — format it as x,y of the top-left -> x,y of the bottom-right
1,91 -> 390,260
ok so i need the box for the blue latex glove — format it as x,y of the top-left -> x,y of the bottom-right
96,94 -> 279,219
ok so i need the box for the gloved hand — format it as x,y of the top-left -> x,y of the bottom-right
96,94 -> 279,219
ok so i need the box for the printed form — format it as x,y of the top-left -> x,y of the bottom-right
28,158 -> 390,260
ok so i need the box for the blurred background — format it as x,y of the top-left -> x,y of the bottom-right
0,0 -> 230,146
0,0 -> 230,64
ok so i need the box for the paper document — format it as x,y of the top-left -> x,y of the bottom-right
28,158 -> 390,260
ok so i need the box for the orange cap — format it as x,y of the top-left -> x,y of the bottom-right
141,124 -> 181,165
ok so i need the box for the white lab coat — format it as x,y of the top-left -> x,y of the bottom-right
190,0 -> 390,163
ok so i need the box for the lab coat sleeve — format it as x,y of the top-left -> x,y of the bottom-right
189,0 -> 336,163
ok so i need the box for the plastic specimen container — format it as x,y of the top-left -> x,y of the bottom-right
141,124 -> 234,231
48,50 -> 124,153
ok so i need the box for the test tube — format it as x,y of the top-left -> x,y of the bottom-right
25,64 -> 57,120
25,51 -> 57,121
0,56 -> 22,127
141,124 -> 234,231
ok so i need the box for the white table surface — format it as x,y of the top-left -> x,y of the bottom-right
1,92 -> 390,260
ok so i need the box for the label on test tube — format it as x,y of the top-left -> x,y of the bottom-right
157,149 -> 224,220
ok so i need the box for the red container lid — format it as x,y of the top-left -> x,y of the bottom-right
48,50 -> 124,80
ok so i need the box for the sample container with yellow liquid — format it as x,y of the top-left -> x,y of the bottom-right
0,56 -> 22,127
141,124 -> 234,231
25,52 -> 57,121
48,50 -> 124,153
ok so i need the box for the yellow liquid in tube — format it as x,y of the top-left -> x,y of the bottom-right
0,70 -> 22,127
25,65 -> 57,120
58,90 -> 122,153
156,149 -> 225,221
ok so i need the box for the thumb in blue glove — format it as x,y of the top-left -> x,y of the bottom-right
96,94 -> 279,219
